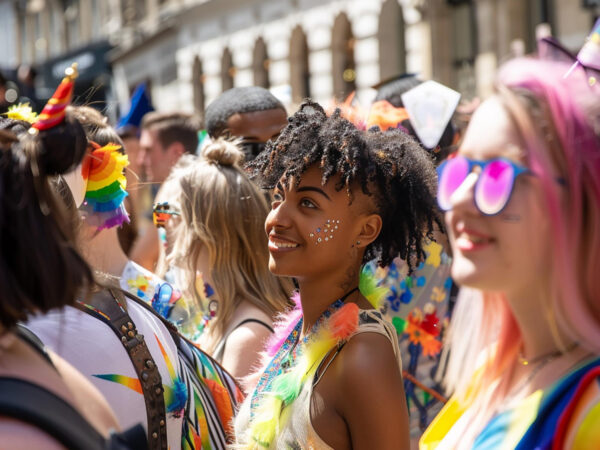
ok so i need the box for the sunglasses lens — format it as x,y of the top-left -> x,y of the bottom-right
476,159 -> 515,215
438,156 -> 469,211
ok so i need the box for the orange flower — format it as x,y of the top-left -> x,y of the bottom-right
405,320 -> 443,356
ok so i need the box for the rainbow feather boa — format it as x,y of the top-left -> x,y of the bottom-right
245,269 -> 387,448
81,143 -> 130,230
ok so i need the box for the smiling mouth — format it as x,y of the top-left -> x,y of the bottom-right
458,232 -> 491,244
268,236 -> 300,250
455,230 -> 495,251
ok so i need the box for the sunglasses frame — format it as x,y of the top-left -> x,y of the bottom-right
437,155 -> 531,216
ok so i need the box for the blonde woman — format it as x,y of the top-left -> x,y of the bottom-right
168,140 -> 292,381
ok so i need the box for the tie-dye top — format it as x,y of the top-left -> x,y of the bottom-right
420,357 -> 600,450
27,294 -> 243,449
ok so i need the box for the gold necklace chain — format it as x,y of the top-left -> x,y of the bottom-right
518,342 -> 578,366
511,342 -> 579,397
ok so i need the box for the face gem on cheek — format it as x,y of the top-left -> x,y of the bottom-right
311,219 -> 341,244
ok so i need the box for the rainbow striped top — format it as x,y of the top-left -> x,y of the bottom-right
420,357 -> 600,449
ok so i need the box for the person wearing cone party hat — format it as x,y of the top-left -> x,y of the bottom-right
26,67 -> 243,450
0,63 -> 151,449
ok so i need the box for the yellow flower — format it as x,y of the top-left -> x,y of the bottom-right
431,286 -> 447,303
425,241 -> 442,268
6,103 -> 38,124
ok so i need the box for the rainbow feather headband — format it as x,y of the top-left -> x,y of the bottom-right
81,142 -> 130,230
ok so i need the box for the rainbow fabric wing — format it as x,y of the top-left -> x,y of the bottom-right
82,143 -> 130,230
31,63 -> 77,132
92,374 -> 143,395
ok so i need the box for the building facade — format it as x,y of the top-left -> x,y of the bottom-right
5,0 -> 600,116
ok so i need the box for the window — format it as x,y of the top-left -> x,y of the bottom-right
192,56 -> 205,115
378,0 -> 406,80
221,47 -> 234,92
331,13 -> 356,101
289,25 -> 310,103
253,37 -> 270,89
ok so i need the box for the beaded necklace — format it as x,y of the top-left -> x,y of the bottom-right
197,299 -> 218,336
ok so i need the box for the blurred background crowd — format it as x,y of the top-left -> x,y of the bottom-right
1,0 -> 599,119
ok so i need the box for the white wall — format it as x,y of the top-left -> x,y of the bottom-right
173,0 -> 432,112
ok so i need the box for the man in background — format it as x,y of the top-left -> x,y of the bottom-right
138,111 -> 199,183
130,112 -> 199,269
205,86 -> 287,161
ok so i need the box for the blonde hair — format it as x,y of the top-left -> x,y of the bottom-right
169,139 -> 292,352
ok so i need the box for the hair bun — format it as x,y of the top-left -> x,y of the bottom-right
37,117 -> 88,175
202,139 -> 245,166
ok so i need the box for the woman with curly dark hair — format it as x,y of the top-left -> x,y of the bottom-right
233,101 -> 441,449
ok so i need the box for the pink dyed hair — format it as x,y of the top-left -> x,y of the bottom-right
498,58 -> 600,351
439,58 -> 600,446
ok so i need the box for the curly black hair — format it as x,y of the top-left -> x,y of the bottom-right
248,100 -> 442,270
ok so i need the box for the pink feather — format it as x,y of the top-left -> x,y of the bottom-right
265,291 -> 302,356
329,303 -> 359,340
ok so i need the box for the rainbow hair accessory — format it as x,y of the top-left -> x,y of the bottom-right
81,142 -> 130,230
30,63 -> 77,134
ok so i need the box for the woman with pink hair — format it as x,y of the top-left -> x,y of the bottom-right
420,57 -> 600,449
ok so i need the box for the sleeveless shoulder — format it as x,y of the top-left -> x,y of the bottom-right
352,309 -> 402,367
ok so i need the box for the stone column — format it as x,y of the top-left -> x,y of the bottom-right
425,0 -> 453,87
474,0 -> 498,99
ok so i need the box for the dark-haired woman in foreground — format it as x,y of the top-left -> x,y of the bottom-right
0,111 -> 121,446
233,101 -> 441,449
